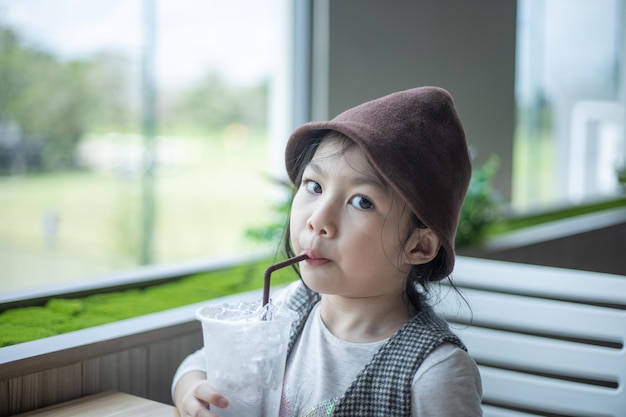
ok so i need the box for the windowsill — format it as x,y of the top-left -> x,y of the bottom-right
483,206 -> 626,251
0,287 -> 262,377
0,252 -> 268,311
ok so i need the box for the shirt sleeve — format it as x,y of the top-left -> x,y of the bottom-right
411,342 -> 483,416
171,347 -> 206,401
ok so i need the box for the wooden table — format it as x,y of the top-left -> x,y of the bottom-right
13,391 -> 180,417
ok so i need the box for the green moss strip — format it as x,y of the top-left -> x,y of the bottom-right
0,258 -> 298,347
488,198 -> 626,236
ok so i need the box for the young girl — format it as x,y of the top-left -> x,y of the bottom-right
172,86 -> 483,416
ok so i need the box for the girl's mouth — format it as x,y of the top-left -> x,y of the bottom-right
305,257 -> 330,267
304,249 -> 330,266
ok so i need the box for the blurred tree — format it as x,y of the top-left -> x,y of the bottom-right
85,51 -> 136,133
163,73 -> 268,135
0,25 -> 132,173
0,22 -> 268,173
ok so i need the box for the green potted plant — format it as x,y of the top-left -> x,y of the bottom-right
455,155 -> 501,248
617,163 -> 626,193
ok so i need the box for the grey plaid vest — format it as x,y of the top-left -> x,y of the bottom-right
285,283 -> 466,417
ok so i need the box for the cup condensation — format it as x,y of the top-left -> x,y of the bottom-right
195,303 -> 297,417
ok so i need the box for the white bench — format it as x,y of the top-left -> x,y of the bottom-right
436,256 -> 626,417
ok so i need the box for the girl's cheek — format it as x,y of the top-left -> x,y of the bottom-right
290,212 -> 305,238
289,213 -> 302,242
290,194 -> 307,224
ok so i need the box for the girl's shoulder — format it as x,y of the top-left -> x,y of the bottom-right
272,280 -> 305,304
273,280 -> 319,308
411,342 -> 483,415
417,342 -> 477,376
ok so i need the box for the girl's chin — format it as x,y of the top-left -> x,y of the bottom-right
300,273 -> 333,294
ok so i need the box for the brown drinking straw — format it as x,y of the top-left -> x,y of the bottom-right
262,254 -> 308,307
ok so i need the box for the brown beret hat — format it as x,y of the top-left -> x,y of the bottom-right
285,86 -> 471,278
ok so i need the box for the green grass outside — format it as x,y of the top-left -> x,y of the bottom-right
0,257 -> 298,347
0,132 -> 277,292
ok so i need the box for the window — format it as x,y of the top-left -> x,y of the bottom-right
514,0 -> 625,211
0,0 -> 292,292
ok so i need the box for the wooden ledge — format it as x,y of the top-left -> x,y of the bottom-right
12,391 -> 177,417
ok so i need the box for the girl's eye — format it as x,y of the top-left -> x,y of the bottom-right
305,180 -> 322,194
350,195 -> 374,210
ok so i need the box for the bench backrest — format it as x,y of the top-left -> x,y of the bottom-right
435,257 -> 626,417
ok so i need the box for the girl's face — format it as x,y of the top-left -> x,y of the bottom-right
290,137 -> 418,299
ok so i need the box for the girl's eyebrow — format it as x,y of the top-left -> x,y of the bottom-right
304,161 -> 323,176
305,160 -> 386,191
353,175 -> 387,191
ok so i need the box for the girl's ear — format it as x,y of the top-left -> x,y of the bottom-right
403,228 -> 441,266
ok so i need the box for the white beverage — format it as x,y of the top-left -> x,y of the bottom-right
196,302 -> 297,417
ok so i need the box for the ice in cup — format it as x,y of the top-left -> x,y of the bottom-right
196,301 -> 297,417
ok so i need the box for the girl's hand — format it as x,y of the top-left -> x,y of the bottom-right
174,371 -> 229,417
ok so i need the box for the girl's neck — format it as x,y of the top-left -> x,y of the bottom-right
319,293 -> 415,343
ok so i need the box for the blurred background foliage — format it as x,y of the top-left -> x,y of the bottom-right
0,15 -> 276,291
456,156 -> 501,247
0,23 -> 267,175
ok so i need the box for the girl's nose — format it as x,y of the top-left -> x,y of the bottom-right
306,202 -> 337,238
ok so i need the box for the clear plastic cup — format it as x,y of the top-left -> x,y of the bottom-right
195,302 -> 297,417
